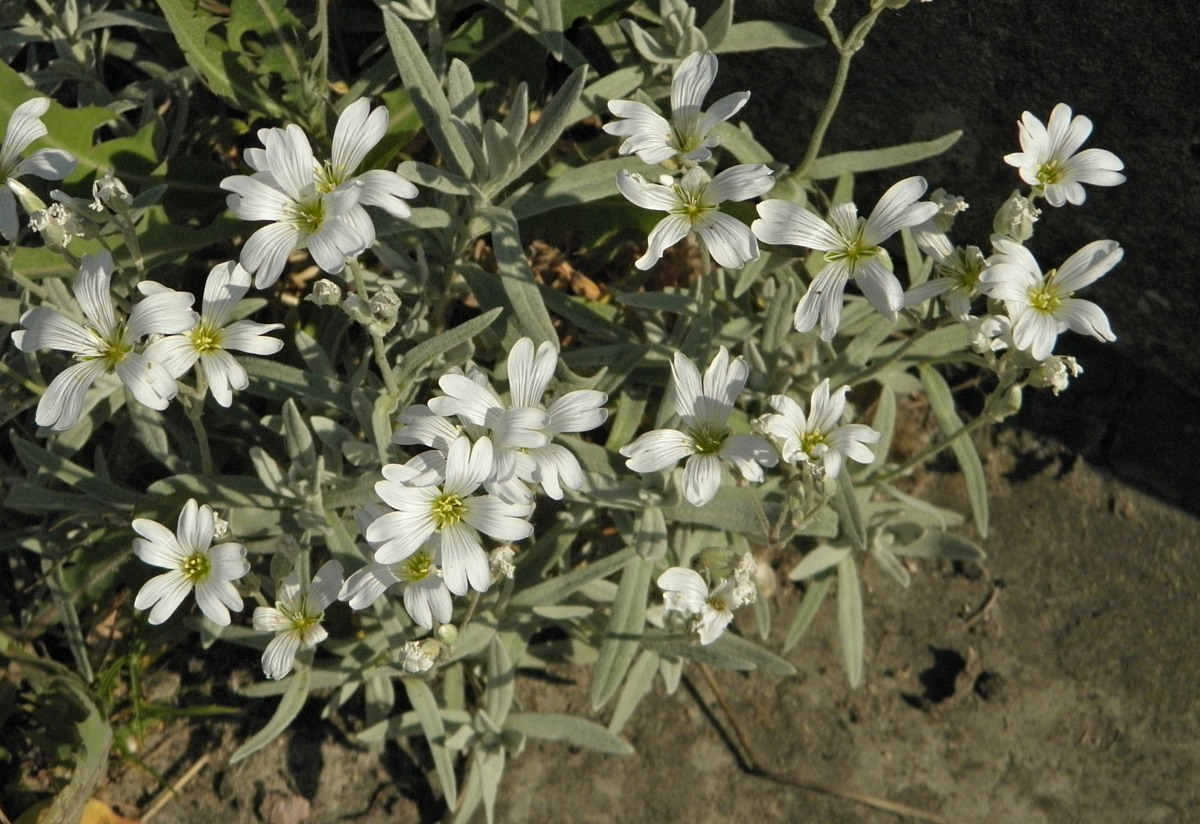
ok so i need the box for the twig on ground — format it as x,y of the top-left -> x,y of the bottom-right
140,753 -> 210,824
696,663 -> 970,824
960,582 -> 1003,632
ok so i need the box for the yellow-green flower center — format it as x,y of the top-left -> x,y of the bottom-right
672,185 -> 714,224
432,492 -> 467,529
398,551 -> 435,583
799,430 -> 827,456
86,323 -> 132,373
1028,268 -> 1065,314
825,222 -> 878,269
316,162 -> 346,195
687,425 -> 728,456
706,594 -> 728,612
181,550 -> 212,584
189,320 -> 224,355
280,599 -> 322,635
290,198 -> 327,235
1036,159 -> 1065,186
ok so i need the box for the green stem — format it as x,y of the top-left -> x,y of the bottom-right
790,9 -> 882,182
184,375 -> 214,477
876,414 -> 988,483
347,260 -> 402,399
843,324 -> 931,388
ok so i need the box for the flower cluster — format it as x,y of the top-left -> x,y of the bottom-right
608,51 -> 772,271
14,251 -> 285,428
221,99 -> 417,288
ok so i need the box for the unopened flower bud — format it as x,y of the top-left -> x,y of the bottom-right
306,278 -> 342,306
993,190 -> 1040,242
435,623 -> 458,646
1028,355 -> 1082,396
91,169 -> 133,212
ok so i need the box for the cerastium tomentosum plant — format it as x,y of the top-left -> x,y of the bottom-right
1,1 -> 1125,821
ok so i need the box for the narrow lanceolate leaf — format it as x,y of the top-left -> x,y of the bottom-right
382,11 -> 476,179
485,636 -> 515,727
474,206 -> 558,345
509,547 -> 635,609
836,555 -> 864,688
867,385 -> 897,476
509,157 -> 645,221
404,679 -> 458,810
607,649 -> 659,734
832,469 -> 867,550
783,573 -> 833,652
711,20 -> 824,53
806,130 -> 963,181
504,713 -> 633,755
590,555 -> 653,709
395,308 -> 504,385
230,664 -> 311,763
919,365 -> 989,537
486,65 -> 587,196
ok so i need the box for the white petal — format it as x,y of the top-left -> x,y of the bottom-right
507,337 -> 558,408
863,176 -> 936,246
37,360 -> 106,430
754,199 -> 840,251
143,336 -> 198,379
615,171 -> 677,212
136,571 -> 192,625
437,525 -> 490,596
1054,239 -> 1122,292
1057,298 -> 1115,343
465,493 -> 534,542
705,164 -> 774,204
200,350 -> 246,407
721,434 -> 778,481
201,261 -> 250,327
116,353 -> 178,410
17,149 -> 76,181
356,169 -> 417,218
670,351 -> 703,423
14,307 -> 94,354
637,214 -> 690,270
853,259 -> 904,320
261,632 -> 302,679
546,390 -> 608,435
681,453 -> 723,506
308,560 -> 345,612
74,251 -> 118,335
332,98 -> 386,174
696,211 -> 759,270
241,222 -> 301,289
657,567 -> 708,612
621,429 -> 693,473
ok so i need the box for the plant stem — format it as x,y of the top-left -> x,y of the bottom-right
877,414 -> 988,483
347,260 -> 402,399
184,376 -> 214,477
790,9 -> 883,182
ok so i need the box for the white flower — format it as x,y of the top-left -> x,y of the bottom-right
759,379 -> 881,479
12,250 -> 196,430
0,97 -> 76,242
132,499 -> 249,626
753,176 -> 939,340
28,201 -> 84,249
617,164 -> 773,270
964,313 -> 1013,355
979,237 -> 1122,361
425,338 -> 609,499
253,559 -> 343,680
658,567 -> 744,645
339,547 -> 453,630
1003,103 -> 1125,207
365,436 -> 534,596
221,125 -> 374,288
902,245 -> 986,321
604,50 -> 749,166
143,261 -> 284,406
620,347 -> 777,506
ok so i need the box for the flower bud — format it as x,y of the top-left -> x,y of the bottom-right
306,279 -> 342,306
993,190 -> 1040,242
